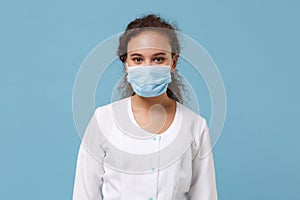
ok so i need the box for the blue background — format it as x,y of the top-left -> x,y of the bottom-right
1,0 -> 299,199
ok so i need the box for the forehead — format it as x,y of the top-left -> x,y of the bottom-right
127,31 -> 172,54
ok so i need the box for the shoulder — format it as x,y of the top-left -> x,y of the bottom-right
178,102 -> 207,130
89,97 -> 130,132
178,103 -> 210,155
94,97 -> 129,115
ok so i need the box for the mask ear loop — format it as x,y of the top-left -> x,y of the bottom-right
124,62 -> 135,96
170,55 -> 175,71
125,62 -> 129,73
168,54 -> 180,102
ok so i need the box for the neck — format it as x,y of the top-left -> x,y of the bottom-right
131,92 -> 173,110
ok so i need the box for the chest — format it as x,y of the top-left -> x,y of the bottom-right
132,106 -> 176,134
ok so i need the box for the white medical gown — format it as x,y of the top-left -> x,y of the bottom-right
72,96 -> 218,200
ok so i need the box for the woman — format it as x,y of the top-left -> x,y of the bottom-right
72,14 -> 218,200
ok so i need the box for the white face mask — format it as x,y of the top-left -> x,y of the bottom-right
126,65 -> 172,97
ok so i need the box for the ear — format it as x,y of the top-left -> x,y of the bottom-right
171,54 -> 179,72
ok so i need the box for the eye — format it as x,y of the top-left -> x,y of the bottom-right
132,57 -> 143,63
153,57 -> 165,63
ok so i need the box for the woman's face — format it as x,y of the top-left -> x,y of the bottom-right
125,31 -> 177,72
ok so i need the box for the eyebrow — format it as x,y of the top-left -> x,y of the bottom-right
129,52 -> 167,57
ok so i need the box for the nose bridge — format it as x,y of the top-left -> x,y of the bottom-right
144,57 -> 152,65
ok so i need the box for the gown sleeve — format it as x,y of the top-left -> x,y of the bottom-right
187,118 -> 218,200
72,110 -> 106,200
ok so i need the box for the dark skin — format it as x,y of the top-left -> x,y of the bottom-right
125,31 -> 179,134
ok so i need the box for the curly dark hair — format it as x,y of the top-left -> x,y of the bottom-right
117,14 -> 180,62
115,13 -> 190,104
